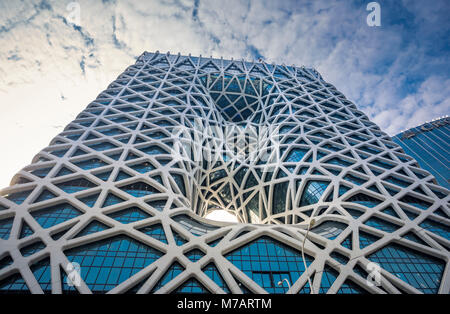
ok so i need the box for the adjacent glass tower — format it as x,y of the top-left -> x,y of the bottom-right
393,117 -> 450,190
0,52 -> 448,294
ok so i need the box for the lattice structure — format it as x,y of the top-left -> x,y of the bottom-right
0,52 -> 449,294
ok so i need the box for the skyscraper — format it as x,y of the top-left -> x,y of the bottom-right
393,117 -> 450,190
0,52 -> 448,294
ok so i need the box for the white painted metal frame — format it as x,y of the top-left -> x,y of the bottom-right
0,51 -> 448,294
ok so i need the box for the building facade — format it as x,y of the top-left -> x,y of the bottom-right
393,117 -> 450,190
0,52 -> 449,294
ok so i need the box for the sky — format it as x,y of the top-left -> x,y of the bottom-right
0,0 -> 449,190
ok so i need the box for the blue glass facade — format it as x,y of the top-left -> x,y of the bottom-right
367,243 -> 445,294
225,236 -> 313,294
393,117 -> 450,189
64,235 -> 163,293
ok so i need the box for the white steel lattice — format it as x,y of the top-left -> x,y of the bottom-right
0,51 -> 449,294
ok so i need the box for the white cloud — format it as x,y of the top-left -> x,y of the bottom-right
373,75 -> 450,134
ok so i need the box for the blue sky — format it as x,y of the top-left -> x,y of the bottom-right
0,0 -> 449,188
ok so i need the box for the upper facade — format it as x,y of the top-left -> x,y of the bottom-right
393,117 -> 450,190
0,52 -> 448,294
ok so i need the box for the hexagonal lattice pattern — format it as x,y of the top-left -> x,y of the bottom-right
0,52 -> 449,294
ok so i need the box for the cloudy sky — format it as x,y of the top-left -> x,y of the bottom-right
0,0 -> 449,189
